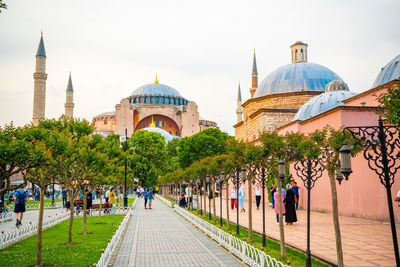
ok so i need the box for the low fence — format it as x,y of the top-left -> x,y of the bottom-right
0,212 -> 13,223
156,195 -> 289,267
96,198 -> 138,267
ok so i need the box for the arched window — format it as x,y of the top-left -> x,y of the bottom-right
133,98 -> 136,104
155,96 -> 159,104
161,97 -> 165,104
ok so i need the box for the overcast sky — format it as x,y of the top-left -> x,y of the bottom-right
1,0 -> 399,135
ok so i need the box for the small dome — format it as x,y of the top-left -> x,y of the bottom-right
292,90 -> 356,121
325,78 -> 349,92
140,127 -> 179,143
130,83 -> 182,98
254,62 -> 342,97
372,54 -> 400,88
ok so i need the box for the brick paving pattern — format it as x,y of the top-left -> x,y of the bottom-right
208,197 -> 399,267
113,198 -> 244,267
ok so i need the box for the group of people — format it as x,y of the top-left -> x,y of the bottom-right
229,181 -> 300,225
136,186 -> 154,209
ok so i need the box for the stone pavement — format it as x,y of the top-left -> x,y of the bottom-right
206,197 -> 399,267
113,198 -> 244,267
0,208 -> 63,233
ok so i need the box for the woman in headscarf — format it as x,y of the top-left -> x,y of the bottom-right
238,185 -> 245,212
285,184 -> 297,225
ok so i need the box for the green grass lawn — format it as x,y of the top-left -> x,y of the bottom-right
0,215 -> 124,267
189,209 -> 332,267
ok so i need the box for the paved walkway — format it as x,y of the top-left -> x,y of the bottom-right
113,198 -> 244,267
200,196 -> 398,267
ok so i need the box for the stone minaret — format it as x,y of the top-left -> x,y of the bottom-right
290,41 -> 308,63
249,49 -> 258,98
32,32 -> 47,125
64,72 -> 74,118
236,81 -> 243,123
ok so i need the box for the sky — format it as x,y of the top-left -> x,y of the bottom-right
0,0 -> 399,135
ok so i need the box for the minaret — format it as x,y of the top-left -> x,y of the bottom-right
64,72 -> 74,118
249,49 -> 258,98
32,32 -> 48,125
290,41 -> 308,63
236,81 -> 243,123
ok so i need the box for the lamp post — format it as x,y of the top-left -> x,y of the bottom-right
219,172 -> 224,227
206,174 -> 212,220
253,167 -> 268,248
230,166 -> 247,235
51,177 -> 55,207
197,177 -> 202,216
294,159 -> 324,267
120,129 -> 128,209
340,118 -> 400,266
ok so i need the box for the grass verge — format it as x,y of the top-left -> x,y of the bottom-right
0,215 -> 124,267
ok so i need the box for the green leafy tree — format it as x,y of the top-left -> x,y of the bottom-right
128,130 -> 167,187
378,85 -> 400,126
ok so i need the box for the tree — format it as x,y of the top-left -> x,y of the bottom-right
309,126 -> 361,267
378,85 -> 400,126
177,128 -> 230,168
128,130 -> 167,187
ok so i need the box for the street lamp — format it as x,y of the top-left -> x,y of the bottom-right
294,159 -> 324,267
340,118 -> 400,265
206,174 -> 212,220
229,166 -> 247,235
253,167 -> 268,248
197,177 -> 202,216
120,129 -> 128,209
219,172 -> 224,227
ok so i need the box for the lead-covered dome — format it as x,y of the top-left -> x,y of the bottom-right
372,54 -> 400,88
130,83 -> 182,98
254,62 -> 341,97
292,80 -> 355,121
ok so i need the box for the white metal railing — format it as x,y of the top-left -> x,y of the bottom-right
174,205 -> 290,267
0,212 -> 13,223
7,202 -> 64,210
96,198 -> 138,267
157,195 -> 173,207
0,210 -> 70,249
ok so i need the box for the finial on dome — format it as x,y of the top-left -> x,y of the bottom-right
154,73 -> 159,84
41,30 -> 43,36
150,116 -> 155,127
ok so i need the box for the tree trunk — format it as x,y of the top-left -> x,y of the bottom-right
248,177 -> 253,242
68,191 -> 75,244
225,178 -> 230,232
277,178 -> 286,258
36,186 -> 45,267
116,185 -> 121,207
328,169 -> 344,267
212,180 -> 216,224
83,189 -> 87,235
203,180 -> 207,218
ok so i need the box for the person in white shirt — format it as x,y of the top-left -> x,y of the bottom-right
139,187 -> 144,198
255,184 -> 261,210
230,186 -> 237,210
105,188 -> 110,202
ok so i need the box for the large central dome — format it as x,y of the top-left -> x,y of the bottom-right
254,62 -> 340,97
130,83 -> 182,98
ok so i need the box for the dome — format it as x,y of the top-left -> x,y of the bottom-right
292,90 -> 356,121
372,54 -> 400,88
140,127 -> 179,143
130,83 -> 182,98
254,62 -> 341,97
325,78 -> 349,92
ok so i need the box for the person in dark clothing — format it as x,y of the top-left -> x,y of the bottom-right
270,184 -> 276,209
87,191 -> 93,209
62,188 -> 68,208
284,184 -> 297,225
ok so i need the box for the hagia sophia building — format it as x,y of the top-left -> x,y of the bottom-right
31,34 -> 218,140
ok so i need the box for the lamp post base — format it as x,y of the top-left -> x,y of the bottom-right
262,233 -> 266,248
306,249 -> 311,267
123,195 -> 128,209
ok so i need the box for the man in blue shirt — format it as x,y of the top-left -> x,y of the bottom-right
143,188 -> 149,209
292,182 -> 300,210
14,185 -> 28,227
148,188 -> 154,209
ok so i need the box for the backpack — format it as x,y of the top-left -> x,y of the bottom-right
16,190 -> 26,204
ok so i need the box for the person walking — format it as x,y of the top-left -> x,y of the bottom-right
274,190 -> 285,224
292,181 -> 300,210
255,184 -> 261,210
105,188 -> 110,203
86,190 -> 93,210
270,184 -> 276,209
109,188 -> 115,207
140,187 -> 144,198
148,187 -> 154,209
230,186 -> 237,210
144,188 -> 149,209
136,187 -> 140,198
238,185 -> 245,212
62,187 -> 68,208
14,186 -> 28,227
284,184 -> 297,225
